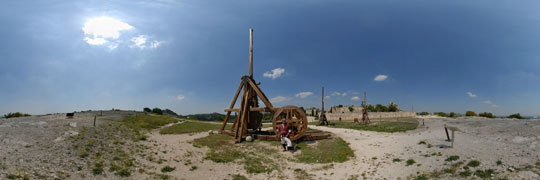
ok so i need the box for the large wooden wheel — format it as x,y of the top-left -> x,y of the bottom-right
272,106 -> 308,141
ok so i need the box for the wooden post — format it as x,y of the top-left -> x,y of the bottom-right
249,28 -> 253,78
93,116 -> 96,127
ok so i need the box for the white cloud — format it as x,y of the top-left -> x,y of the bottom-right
108,44 -> 118,50
295,92 -> 313,99
263,68 -> 285,79
131,35 -> 147,49
467,92 -> 477,98
149,40 -> 161,48
325,96 -> 330,99
331,91 -> 341,96
341,93 -> 347,97
84,37 -> 107,45
82,17 -> 133,46
374,74 -> 388,81
481,100 -> 498,107
270,96 -> 289,103
351,96 -> 361,101
481,100 -> 492,104
176,95 -> 185,102
130,35 -> 162,49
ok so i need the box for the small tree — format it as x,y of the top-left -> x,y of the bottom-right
387,101 -> 398,112
449,112 -> 456,117
479,112 -> 495,118
311,109 -> 315,116
143,107 -> 151,112
152,107 -> 163,115
465,111 -> 476,116
417,112 -> 429,115
507,113 -> 524,119
348,106 -> 354,112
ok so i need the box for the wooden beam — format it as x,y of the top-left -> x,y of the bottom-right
246,79 -> 273,109
221,81 -> 244,131
249,28 -> 253,78
224,107 -> 271,112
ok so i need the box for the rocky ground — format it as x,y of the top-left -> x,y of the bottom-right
1,112 -> 540,179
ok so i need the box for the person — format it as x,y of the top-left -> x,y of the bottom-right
277,118 -> 293,151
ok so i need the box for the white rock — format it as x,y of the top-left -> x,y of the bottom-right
208,130 -> 214,134
246,136 -> 253,142
69,122 -> 77,128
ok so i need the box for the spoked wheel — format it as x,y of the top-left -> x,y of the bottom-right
272,106 -> 308,141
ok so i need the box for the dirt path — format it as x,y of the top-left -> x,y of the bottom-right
308,118 -> 540,179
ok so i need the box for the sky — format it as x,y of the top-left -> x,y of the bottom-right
1,0 -> 540,116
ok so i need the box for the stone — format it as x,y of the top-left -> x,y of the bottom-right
245,136 -> 253,142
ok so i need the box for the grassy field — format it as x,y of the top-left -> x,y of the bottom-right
311,118 -> 419,133
193,134 -> 280,174
160,121 -> 233,134
160,121 -> 275,134
123,114 -> 180,131
295,137 -> 354,163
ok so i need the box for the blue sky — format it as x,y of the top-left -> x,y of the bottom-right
1,0 -> 540,116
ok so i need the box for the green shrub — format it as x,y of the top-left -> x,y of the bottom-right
445,156 -> 460,162
467,160 -> 480,167
479,112 -> 495,118
143,107 -> 151,112
152,108 -> 163,115
507,113 -> 524,119
406,159 -> 416,166
4,112 -> 31,118
161,166 -> 175,173
465,111 -> 476,116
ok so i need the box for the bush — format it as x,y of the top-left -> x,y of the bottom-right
478,112 -> 495,118
434,112 -> 449,117
507,113 -> 524,119
161,166 -> 175,173
417,112 -> 429,116
143,107 -> 151,112
449,112 -> 457,117
4,112 -> 31,118
152,108 -> 163,115
348,106 -> 354,112
465,111 -> 476,116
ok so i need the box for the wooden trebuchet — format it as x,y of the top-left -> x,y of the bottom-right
361,91 -> 370,124
219,28 -> 324,143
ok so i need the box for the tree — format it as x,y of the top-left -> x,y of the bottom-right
311,109 -> 315,116
152,107 -> 163,115
348,106 -> 354,112
449,112 -> 457,117
387,101 -> 398,112
507,113 -> 524,119
375,104 -> 388,112
417,112 -> 429,115
465,111 -> 476,116
299,107 -> 306,114
478,112 -> 495,118
143,107 -> 151,113
434,112 -> 449,117
337,104 -> 343,108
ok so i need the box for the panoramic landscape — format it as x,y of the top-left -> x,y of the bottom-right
2,0 -> 540,180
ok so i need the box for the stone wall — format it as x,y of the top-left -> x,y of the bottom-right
325,112 -> 416,121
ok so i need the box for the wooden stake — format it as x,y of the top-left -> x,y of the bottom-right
93,116 -> 96,127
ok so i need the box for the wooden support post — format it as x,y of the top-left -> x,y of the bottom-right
221,81 -> 244,131
249,28 -> 253,78
93,116 -> 96,127
444,124 -> 450,141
